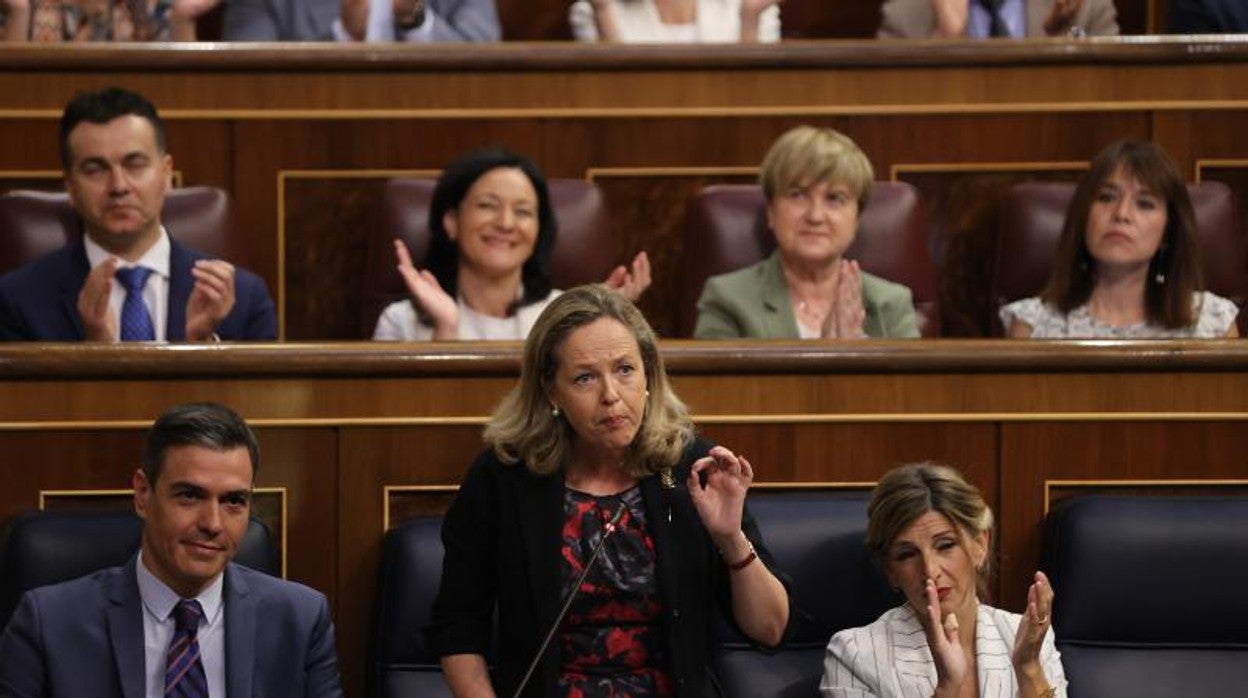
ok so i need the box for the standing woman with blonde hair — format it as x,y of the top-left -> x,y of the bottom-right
427,285 -> 790,697
821,463 -> 1066,697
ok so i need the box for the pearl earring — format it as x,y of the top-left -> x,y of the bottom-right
551,405 -> 561,417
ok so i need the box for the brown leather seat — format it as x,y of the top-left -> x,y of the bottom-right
676,182 -> 940,337
992,180 -> 1248,335
359,178 -> 618,338
0,187 -> 238,275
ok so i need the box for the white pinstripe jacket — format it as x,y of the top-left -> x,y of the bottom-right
819,604 -> 1068,698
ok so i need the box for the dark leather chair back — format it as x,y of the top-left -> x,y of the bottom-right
0,187 -> 238,276
1042,495 -> 1248,697
992,180 -> 1248,334
371,516 -> 455,697
359,178 -> 618,338
0,509 -> 279,630
677,182 -> 940,337
712,490 -> 898,698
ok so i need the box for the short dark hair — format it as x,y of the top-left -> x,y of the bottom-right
1042,140 -> 1203,329
423,148 -> 557,313
141,403 -> 259,486
59,87 -> 167,171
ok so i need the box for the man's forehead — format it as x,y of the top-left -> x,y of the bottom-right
67,115 -> 161,160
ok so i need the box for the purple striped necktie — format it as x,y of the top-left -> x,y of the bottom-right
165,599 -> 208,697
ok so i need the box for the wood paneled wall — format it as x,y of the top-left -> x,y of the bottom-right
1,341 -> 1247,695
4,40 -> 1248,341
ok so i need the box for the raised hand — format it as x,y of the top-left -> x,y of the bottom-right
821,259 -> 866,339
393,239 -> 459,339
921,578 -> 971,696
1043,0 -> 1083,36
1011,571 -> 1055,670
185,259 -> 236,341
77,257 -> 119,341
340,0 -> 369,40
168,0 -> 222,40
687,446 -> 752,543
602,251 -> 651,302
931,0 -> 970,37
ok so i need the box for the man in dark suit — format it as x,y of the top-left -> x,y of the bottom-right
0,402 -> 342,697
1169,0 -> 1248,33
223,0 -> 500,42
0,88 -> 276,342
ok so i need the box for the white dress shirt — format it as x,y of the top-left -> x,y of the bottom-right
136,554 -> 226,698
332,0 -> 437,42
83,229 -> 171,342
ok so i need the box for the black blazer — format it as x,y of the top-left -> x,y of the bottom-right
426,438 -> 788,697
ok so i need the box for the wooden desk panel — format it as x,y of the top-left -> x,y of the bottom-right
1,341 -> 1246,693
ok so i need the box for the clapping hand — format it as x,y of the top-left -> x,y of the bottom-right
185,259 -> 236,341
820,259 -> 866,339
1043,0 -> 1083,35
602,251 -> 651,302
77,257 -> 119,342
687,446 -> 752,542
393,239 -> 459,339
1011,571 -> 1055,670
931,0 -> 970,37
921,578 -> 971,695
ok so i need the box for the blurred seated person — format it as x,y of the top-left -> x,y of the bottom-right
1,0 -> 219,41
0,87 -> 276,342
569,0 -> 781,42
878,0 -> 1118,38
1001,140 -> 1239,338
1168,0 -> 1248,33
372,148 -> 650,341
426,284 -> 790,696
223,0 -> 500,42
694,125 -> 920,340
821,462 -> 1066,697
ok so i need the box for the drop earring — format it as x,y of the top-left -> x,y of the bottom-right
551,405 -> 561,417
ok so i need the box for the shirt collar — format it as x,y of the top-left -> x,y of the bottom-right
136,551 -> 225,626
84,227 -> 172,281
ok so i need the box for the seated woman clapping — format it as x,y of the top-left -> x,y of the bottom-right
426,285 -> 790,697
821,463 -> 1066,698
694,126 -> 920,340
373,148 -> 650,340
1002,140 -> 1239,338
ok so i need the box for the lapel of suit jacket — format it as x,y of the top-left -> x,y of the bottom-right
758,251 -> 798,338
512,467 -> 564,676
640,475 -> 680,619
224,563 -> 257,698
166,238 -> 193,341
104,561 -> 146,698
56,243 -> 90,340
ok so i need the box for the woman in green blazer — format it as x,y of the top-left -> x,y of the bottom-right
694,126 -> 920,340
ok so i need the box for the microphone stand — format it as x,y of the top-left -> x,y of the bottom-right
512,503 -> 627,698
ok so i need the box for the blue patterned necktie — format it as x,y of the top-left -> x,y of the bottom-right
115,266 -> 155,341
165,599 -> 208,697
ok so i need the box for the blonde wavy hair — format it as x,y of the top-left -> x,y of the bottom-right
484,284 -> 694,477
